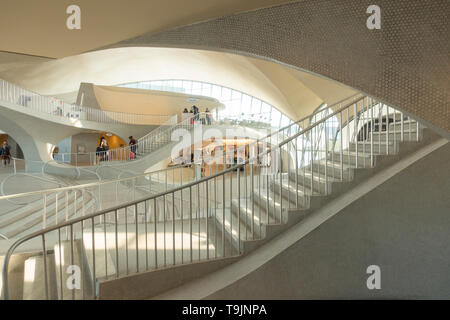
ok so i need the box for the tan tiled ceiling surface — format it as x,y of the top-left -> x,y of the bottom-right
109,0 -> 450,136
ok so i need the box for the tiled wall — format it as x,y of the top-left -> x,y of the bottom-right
110,0 -> 450,136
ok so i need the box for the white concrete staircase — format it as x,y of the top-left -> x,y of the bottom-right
216,120 -> 428,255
0,191 -> 97,239
2,112 -> 443,300
91,117 -> 444,300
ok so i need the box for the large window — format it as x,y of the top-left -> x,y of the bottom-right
117,79 -> 296,130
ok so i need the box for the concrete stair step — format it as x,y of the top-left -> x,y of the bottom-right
388,119 -> 419,131
214,208 -> 256,253
328,150 -> 374,166
369,130 -> 421,142
288,170 -> 338,194
231,198 -> 266,239
349,141 -> 398,154
270,177 -> 314,205
311,159 -> 354,179
253,188 -> 298,223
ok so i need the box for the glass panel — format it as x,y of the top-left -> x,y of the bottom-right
210,85 -> 220,99
280,114 -> 290,127
173,80 -> 183,92
182,80 -> 193,94
271,109 -> 281,128
114,80 -> 296,126
241,94 -> 252,114
221,87 -> 231,101
191,82 -> 202,95
201,83 -> 212,96
251,99 -> 262,115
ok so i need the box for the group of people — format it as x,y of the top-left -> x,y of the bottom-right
182,105 -> 212,125
96,136 -> 138,163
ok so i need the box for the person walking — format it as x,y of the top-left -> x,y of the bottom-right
0,141 -> 11,167
101,138 -> 109,161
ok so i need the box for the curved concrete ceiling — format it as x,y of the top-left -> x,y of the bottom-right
98,0 -> 449,136
0,0 -> 447,136
0,47 -> 355,121
0,0 -> 296,58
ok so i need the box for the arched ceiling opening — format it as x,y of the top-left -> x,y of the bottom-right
0,47 -> 355,122
0,0 -> 447,137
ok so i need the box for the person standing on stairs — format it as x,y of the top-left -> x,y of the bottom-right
129,136 -> 137,159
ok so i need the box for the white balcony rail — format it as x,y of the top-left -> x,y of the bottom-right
51,110 -> 276,167
0,79 -> 174,125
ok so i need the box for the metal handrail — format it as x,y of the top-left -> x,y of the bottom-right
52,94 -> 361,167
0,95 -> 360,218
0,95 -> 362,236
0,164 -> 190,202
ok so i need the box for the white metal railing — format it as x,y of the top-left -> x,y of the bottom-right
52,110 -> 278,167
0,79 -> 174,125
2,93 -> 423,300
0,164 -> 198,241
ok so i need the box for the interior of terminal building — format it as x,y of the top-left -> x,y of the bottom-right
0,0 -> 449,300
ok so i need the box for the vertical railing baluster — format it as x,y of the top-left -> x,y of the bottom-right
154,199 -> 158,268
42,234 -> 49,300
206,181 -> 209,259
135,204 -> 139,273
91,217 -> 96,296
115,209 -> 119,277
370,99 -> 374,167
70,224 -> 75,300
172,192 -> 175,265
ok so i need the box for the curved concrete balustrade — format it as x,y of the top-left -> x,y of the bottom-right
0,99 -> 159,165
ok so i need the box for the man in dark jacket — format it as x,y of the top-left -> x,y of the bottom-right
129,136 -> 137,155
0,141 -> 11,167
